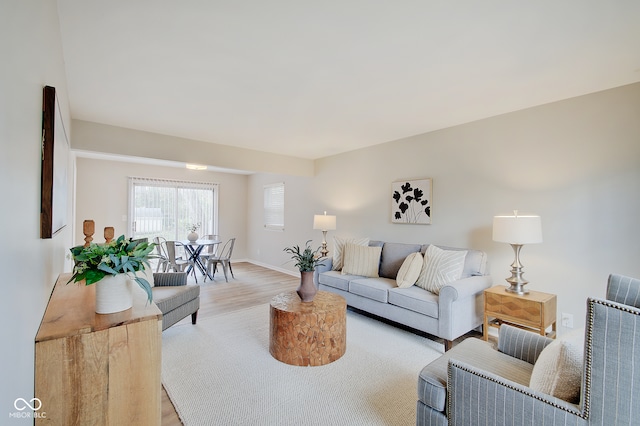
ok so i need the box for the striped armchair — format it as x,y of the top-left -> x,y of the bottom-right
418,273 -> 640,426
152,272 -> 200,331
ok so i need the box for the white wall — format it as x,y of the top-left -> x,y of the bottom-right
0,1 -> 73,422
248,82 -> 640,334
74,157 -> 249,259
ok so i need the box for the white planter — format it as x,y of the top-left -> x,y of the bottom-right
95,274 -> 133,314
187,232 -> 199,242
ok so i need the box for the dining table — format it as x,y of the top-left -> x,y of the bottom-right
179,239 -> 221,280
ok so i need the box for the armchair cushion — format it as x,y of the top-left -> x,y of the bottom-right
529,328 -> 584,403
418,337 -> 534,413
152,285 -> 200,315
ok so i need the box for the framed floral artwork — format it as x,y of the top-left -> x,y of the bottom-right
391,178 -> 432,224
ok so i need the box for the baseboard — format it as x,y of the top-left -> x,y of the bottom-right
244,259 -> 298,277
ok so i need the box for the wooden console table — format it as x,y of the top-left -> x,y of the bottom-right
483,285 -> 557,341
269,291 -> 346,366
35,273 -> 162,425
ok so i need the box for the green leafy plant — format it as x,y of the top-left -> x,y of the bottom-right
283,240 -> 325,272
67,235 -> 155,302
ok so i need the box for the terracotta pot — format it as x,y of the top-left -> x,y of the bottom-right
296,271 -> 317,302
95,274 -> 133,314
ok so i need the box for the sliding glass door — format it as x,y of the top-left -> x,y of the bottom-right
128,177 -> 218,241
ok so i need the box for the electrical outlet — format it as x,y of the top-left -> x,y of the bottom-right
561,313 -> 574,328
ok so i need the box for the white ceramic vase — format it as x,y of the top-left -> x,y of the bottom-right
95,274 -> 133,314
187,231 -> 199,242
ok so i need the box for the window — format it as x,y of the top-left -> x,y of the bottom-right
264,182 -> 284,231
128,177 -> 218,241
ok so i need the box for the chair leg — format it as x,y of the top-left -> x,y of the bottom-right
228,261 -> 234,279
191,311 -> 198,325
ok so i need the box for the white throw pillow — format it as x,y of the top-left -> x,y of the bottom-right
332,236 -> 370,271
137,267 -> 155,287
415,245 -> 466,294
529,328 -> 584,403
341,243 -> 381,277
396,252 -> 423,288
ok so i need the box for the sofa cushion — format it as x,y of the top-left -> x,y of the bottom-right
349,277 -> 395,303
422,244 -> 487,278
152,284 -> 200,314
388,286 -> 439,318
416,245 -> 466,294
418,338 -> 534,413
332,236 -> 370,271
529,328 -> 584,403
341,243 -> 382,277
396,252 -> 423,288
317,270 -> 353,291
379,242 -> 422,279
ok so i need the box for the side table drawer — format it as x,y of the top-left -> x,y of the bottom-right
486,292 -> 541,322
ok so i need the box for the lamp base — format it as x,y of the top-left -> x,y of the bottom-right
504,243 -> 529,295
320,231 -> 329,258
504,281 -> 529,295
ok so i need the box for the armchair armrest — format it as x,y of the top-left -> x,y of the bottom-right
448,360 -> 584,426
497,324 -> 553,364
153,272 -> 187,287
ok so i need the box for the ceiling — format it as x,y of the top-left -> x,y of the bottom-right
57,1 -> 640,160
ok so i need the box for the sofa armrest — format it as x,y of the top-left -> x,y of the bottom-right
497,324 -> 553,364
313,257 -> 333,285
438,275 -> 492,341
439,275 -> 492,303
448,359 -> 584,425
153,272 -> 187,287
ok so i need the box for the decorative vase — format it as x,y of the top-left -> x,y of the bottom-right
95,274 -> 133,314
296,271 -> 317,302
187,231 -> 199,242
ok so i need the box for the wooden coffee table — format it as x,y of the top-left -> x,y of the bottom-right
269,290 -> 346,366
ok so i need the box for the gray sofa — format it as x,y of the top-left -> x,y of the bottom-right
151,272 -> 200,331
314,241 -> 491,350
418,273 -> 640,426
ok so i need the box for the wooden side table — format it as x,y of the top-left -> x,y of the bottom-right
483,285 -> 557,341
269,290 -> 346,366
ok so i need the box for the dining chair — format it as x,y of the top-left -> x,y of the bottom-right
205,237 -> 235,282
198,234 -> 220,266
164,240 -> 198,283
152,236 -> 169,272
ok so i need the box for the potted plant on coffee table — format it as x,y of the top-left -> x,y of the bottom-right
68,235 -> 155,314
283,240 -> 324,302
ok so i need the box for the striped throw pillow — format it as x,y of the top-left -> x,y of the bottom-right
416,245 -> 466,294
341,243 -> 382,277
332,236 -> 370,271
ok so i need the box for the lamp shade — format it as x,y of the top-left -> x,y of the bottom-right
493,213 -> 542,244
313,213 -> 336,231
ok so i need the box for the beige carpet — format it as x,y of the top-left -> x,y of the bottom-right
161,304 -> 443,425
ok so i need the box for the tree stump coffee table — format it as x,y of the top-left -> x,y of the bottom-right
269,290 -> 346,366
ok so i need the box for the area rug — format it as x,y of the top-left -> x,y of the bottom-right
161,304 -> 444,425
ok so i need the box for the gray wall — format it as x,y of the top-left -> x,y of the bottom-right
1,1 -> 74,422
248,82 -> 640,334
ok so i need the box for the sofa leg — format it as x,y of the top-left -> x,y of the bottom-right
191,311 -> 198,325
444,340 -> 453,352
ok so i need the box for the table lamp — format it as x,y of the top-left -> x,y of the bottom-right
492,210 -> 542,295
313,211 -> 337,258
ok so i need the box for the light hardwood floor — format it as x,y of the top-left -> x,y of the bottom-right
161,261 -> 299,425
159,261 -> 479,425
